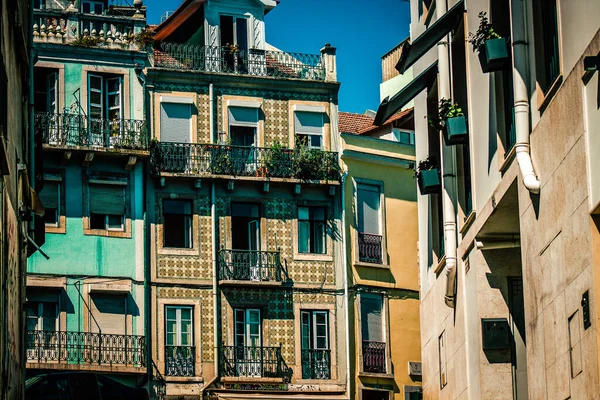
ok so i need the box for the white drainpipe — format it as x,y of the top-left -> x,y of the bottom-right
340,170 -> 351,400
436,0 -> 458,308
511,0 -> 540,193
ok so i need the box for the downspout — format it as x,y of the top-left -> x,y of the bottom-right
436,0 -> 458,308
511,0 -> 540,193
340,170 -> 351,400
200,83 -> 218,399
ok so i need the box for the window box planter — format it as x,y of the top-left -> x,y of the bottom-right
417,169 -> 441,195
478,38 -> 510,73
443,115 -> 468,145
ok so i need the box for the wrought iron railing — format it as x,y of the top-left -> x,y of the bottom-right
25,330 -> 146,367
219,345 -> 288,378
219,249 -> 283,282
164,346 -> 195,377
150,142 -> 340,182
301,349 -> 331,379
32,9 -> 143,51
362,341 -> 386,373
358,233 -> 383,264
154,43 -> 325,81
35,112 -> 148,150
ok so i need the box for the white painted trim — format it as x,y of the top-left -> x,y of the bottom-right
294,104 -> 326,113
160,96 -> 195,105
227,99 -> 261,108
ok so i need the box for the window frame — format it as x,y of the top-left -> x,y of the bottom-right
165,305 -> 194,347
26,301 -> 59,332
162,199 -> 193,249
41,173 -> 64,232
294,111 -> 324,150
357,291 -> 392,377
159,99 -> 194,144
353,178 -> 387,268
297,205 -> 327,255
83,175 -> 131,238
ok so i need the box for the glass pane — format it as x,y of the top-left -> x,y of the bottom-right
181,308 -> 191,321
314,223 -> 326,254
313,207 -> 325,221
26,317 -> 38,331
317,337 -> 327,349
248,310 -> 260,324
42,303 -> 57,319
357,186 -> 381,234
166,307 -> 176,320
298,207 -> 309,221
26,303 -> 38,317
310,134 -> 322,148
108,94 -> 120,108
166,332 -> 175,346
42,317 -> 56,332
44,208 -> 58,225
107,79 -> 120,93
90,91 -> 102,106
166,320 -> 177,334
298,222 -> 309,253
181,333 -> 190,346
181,320 -> 191,335
89,76 -> 102,90
301,312 -> 310,350
107,215 -> 123,229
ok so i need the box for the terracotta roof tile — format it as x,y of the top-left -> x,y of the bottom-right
339,108 -> 413,135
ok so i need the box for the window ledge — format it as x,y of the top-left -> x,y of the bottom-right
353,260 -> 389,269
500,145 -> 517,173
83,228 -> 131,239
538,74 -> 563,114
293,253 -> 333,262
358,372 -> 394,379
46,225 -> 66,235
220,377 -> 284,383
434,254 -> 446,275
158,248 -> 200,256
459,211 -> 476,235
165,376 -> 204,383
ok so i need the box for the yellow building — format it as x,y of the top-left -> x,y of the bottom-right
339,110 -> 422,400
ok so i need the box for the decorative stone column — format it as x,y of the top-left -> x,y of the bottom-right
320,43 -> 337,82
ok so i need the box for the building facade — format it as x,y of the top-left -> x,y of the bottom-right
146,0 -> 347,398
376,0 -> 600,398
1,0 -> 43,398
26,0 -> 149,388
339,109 -> 422,400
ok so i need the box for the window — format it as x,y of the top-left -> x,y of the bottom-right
532,0 -> 561,97
82,0 -> 105,14
160,101 -> 193,143
439,330 -> 447,388
26,300 -> 58,332
163,200 -> 192,249
25,295 -> 59,355
34,68 -> 58,114
89,293 -> 127,335
40,176 -> 61,227
361,293 -> 386,373
393,129 -> 415,145
234,308 -> 263,377
88,74 -> 122,146
301,310 -> 330,379
88,180 -> 126,231
298,206 -> 326,254
295,112 -> 323,149
165,305 -> 194,376
220,15 -> 248,51
357,183 -> 383,264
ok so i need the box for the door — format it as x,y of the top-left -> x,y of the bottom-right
248,220 -> 260,280
88,74 -> 104,146
235,308 -> 262,377
231,203 -> 260,280
106,77 -> 122,147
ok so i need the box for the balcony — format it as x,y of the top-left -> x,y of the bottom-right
219,345 -> 289,379
26,330 -> 146,369
150,142 -> 340,182
35,112 -> 149,152
154,43 -> 325,81
164,346 -> 195,377
218,250 -> 283,283
362,341 -> 386,374
32,5 -> 145,51
358,233 -> 383,264
301,349 -> 331,380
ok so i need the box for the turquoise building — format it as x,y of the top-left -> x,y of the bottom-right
27,0 -> 149,386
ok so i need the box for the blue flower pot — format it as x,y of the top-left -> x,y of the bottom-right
418,168 -> 441,195
443,115 -> 468,145
478,37 -> 510,73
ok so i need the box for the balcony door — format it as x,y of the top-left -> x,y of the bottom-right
234,308 -> 262,377
88,74 -> 122,147
301,310 -> 330,379
25,291 -> 59,360
231,203 -> 260,280
228,106 -> 258,173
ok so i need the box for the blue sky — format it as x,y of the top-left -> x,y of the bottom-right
143,0 -> 411,113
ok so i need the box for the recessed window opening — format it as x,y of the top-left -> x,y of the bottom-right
298,206 -> 327,254
163,200 -> 193,249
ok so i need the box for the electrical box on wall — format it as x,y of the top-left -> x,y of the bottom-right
582,290 -> 591,330
408,361 -> 422,376
481,318 -> 511,350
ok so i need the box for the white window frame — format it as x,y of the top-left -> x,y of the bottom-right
219,15 -> 249,48
300,310 -> 329,350
298,206 -> 327,255
159,97 -> 194,144
26,301 -> 59,332
88,74 -> 123,121
87,178 -> 127,233
358,291 -> 391,375
294,111 -> 324,149
165,305 -> 194,347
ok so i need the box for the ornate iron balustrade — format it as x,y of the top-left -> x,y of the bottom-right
150,142 -> 340,182
164,346 -> 195,377
219,345 -> 288,379
35,112 -> 148,150
301,349 -> 331,379
25,330 -> 146,367
358,233 -> 383,264
154,43 -> 325,81
32,9 -> 143,50
362,341 -> 386,373
218,249 -> 283,282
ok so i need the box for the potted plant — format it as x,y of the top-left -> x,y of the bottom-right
467,12 -> 510,73
410,157 -> 441,195
431,99 -> 468,145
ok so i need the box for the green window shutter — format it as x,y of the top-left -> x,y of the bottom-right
361,294 -> 383,342
301,311 -> 311,350
39,181 -> 59,209
90,294 -> 126,335
89,184 -> 125,215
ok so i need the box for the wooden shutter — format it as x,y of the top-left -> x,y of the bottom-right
160,103 -> 192,143
360,294 -> 383,342
90,294 -> 126,335
39,181 -> 59,209
89,184 -> 125,215
357,184 -> 381,234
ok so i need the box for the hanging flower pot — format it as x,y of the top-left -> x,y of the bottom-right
478,37 -> 510,73
443,115 -> 468,145
411,157 -> 441,195
468,12 -> 511,73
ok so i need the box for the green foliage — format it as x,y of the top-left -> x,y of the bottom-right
264,141 -> 292,177
428,99 -> 464,130
133,29 -> 155,49
467,11 -> 502,52
210,145 -> 233,175
409,156 -> 438,178
71,35 -> 103,48
292,144 -> 340,182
